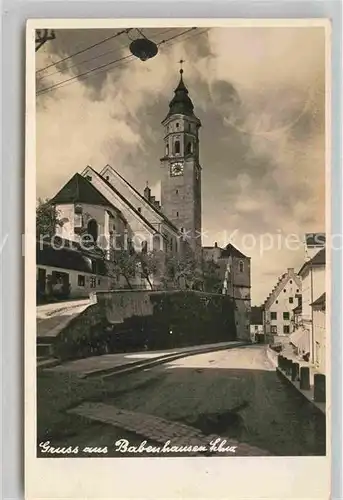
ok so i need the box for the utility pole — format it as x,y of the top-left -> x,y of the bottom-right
35,29 -> 56,52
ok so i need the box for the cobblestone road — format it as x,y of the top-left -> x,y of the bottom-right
99,345 -> 326,456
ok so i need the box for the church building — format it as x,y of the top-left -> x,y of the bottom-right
37,66 -> 251,340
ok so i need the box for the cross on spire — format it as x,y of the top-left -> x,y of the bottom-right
178,59 -> 185,74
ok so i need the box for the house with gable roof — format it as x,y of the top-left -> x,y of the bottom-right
290,243 -> 326,366
263,268 -> 302,343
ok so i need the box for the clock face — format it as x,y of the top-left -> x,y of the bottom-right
170,162 -> 184,177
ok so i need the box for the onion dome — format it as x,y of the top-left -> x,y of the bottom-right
167,69 -> 195,117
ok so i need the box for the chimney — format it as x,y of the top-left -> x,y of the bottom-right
154,201 -> 161,210
287,267 -> 294,273
214,242 -> 218,248
144,185 -> 151,201
150,195 -> 156,204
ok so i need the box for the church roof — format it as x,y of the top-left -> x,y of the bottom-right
165,69 -> 196,118
86,167 -> 166,238
51,173 -> 110,207
102,165 -> 179,234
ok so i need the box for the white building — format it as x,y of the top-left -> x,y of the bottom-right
291,246 -> 326,363
311,292 -> 326,374
263,268 -> 302,342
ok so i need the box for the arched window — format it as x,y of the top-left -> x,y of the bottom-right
175,140 -> 180,154
166,143 -> 169,155
141,240 -> 148,253
186,141 -> 192,155
239,260 -> 244,273
87,219 -> 98,243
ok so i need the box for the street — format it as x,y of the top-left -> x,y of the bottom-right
52,344 -> 326,457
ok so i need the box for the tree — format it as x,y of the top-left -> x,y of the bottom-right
161,253 -> 224,293
36,198 -> 62,238
139,250 -> 161,290
110,249 -> 138,289
201,259 -> 223,293
162,253 -> 203,290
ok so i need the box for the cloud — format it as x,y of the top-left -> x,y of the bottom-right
35,26 -> 326,303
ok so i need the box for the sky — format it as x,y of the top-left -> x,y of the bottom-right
35,25 -> 326,304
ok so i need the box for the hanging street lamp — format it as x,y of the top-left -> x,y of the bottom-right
129,29 -> 158,61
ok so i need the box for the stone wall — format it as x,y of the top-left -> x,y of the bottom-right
54,290 -> 237,360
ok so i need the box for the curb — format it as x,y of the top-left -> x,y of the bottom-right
276,366 -> 325,415
266,347 -> 278,369
82,341 -> 249,379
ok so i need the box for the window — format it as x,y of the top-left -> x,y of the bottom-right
271,326 -> 277,334
91,260 -> 97,274
239,260 -> 244,272
90,277 -> 96,288
289,297 -> 294,304
254,325 -> 258,331
166,144 -> 169,155
138,207 -> 141,213
283,325 -> 290,334
283,312 -> 290,320
283,289 -> 286,292
175,140 -> 180,154
176,122 -> 179,128
176,189 -> 178,194
105,175 -> 109,181
78,275 -> 85,287
276,300 -> 278,304
290,280 -> 293,284
186,142 -> 192,154
98,279 -> 101,286
85,175 -> 92,181
87,219 -> 98,243
271,312 -> 277,320
176,211 -> 179,217
296,288 -> 299,292
74,213 -> 83,228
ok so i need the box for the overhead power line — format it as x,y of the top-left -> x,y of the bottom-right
36,28 -> 209,96
38,27 -> 176,80
36,28 -> 132,74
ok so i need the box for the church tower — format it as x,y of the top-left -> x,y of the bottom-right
160,65 -> 202,254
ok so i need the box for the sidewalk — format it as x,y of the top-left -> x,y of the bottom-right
267,346 -> 326,415
45,340 -> 246,378
37,298 -> 91,338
